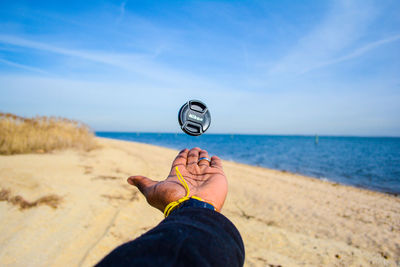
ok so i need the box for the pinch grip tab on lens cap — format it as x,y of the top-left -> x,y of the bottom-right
178,100 -> 211,136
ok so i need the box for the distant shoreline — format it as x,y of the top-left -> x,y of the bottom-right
96,134 -> 400,197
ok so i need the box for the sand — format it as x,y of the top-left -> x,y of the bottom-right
0,137 -> 399,266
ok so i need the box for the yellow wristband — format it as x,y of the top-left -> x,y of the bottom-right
163,167 -> 215,217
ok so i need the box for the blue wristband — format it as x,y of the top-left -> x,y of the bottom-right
171,198 -> 215,215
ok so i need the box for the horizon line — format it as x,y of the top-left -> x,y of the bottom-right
95,131 -> 400,138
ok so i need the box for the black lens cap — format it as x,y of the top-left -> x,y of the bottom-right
178,100 -> 211,136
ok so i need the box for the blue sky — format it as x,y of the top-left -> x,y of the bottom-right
0,0 -> 399,136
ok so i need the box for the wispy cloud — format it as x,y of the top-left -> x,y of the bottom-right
300,34 -> 400,74
0,34 -> 221,90
269,0 -> 380,75
116,1 -> 127,23
0,58 -> 48,74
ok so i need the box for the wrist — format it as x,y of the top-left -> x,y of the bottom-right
169,197 -> 216,216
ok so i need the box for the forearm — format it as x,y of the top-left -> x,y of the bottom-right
96,207 -> 245,267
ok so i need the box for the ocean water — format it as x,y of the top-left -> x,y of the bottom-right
96,132 -> 400,195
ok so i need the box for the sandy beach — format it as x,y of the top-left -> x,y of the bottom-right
0,137 -> 399,266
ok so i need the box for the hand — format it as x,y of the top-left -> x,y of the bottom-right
127,147 -> 228,212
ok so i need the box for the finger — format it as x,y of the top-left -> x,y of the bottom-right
127,176 -> 157,197
198,149 -> 211,167
187,147 -> 201,166
210,156 -> 223,169
172,148 -> 189,167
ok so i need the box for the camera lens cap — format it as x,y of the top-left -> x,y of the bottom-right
178,100 -> 211,136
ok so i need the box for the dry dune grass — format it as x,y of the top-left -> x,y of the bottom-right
0,112 -> 97,155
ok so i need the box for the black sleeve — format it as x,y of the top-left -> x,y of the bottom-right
96,207 -> 245,267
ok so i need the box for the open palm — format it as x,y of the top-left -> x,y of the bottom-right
128,147 -> 228,212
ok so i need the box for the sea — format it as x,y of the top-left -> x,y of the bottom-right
96,132 -> 400,195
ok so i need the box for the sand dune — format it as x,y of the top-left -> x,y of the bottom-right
0,137 -> 399,266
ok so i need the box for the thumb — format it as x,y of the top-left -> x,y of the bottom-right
127,176 -> 157,197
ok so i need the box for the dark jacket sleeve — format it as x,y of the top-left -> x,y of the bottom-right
96,207 -> 245,267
